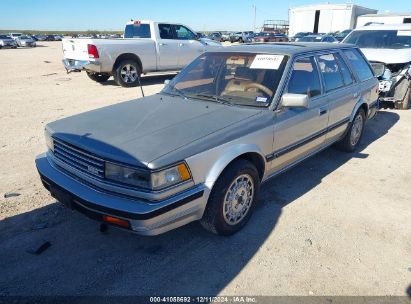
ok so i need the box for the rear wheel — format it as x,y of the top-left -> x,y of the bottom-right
113,60 -> 141,87
336,108 -> 366,152
86,72 -> 110,83
200,159 -> 260,236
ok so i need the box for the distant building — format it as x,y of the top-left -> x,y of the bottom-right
357,12 -> 411,27
289,3 -> 377,36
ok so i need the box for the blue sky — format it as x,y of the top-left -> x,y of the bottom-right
0,0 -> 408,31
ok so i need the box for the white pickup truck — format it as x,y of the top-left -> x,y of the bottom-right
62,20 -> 221,87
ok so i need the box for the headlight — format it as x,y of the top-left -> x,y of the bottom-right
105,162 -> 191,190
44,129 -> 54,152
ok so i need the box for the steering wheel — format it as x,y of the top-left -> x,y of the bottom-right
244,83 -> 273,97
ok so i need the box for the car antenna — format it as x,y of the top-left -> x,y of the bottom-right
136,73 -> 145,97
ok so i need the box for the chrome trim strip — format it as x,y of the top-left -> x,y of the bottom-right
265,117 -> 350,162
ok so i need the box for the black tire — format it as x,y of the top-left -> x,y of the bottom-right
86,72 -> 110,83
200,159 -> 260,236
113,59 -> 141,87
398,87 -> 411,110
336,108 -> 366,152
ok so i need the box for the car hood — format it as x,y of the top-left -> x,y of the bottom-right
47,94 -> 262,168
361,48 -> 411,64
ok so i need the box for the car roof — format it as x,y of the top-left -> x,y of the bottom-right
354,23 -> 411,31
209,42 -> 354,55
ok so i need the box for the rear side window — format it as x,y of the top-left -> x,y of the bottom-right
159,24 -> 174,39
342,49 -> 374,81
317,54 -> 345,92
124,24 -> 151,38
288,56 -> 321,97
334,53 -> 354,85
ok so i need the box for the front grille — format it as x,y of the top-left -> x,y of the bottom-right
53,138 -> 105,179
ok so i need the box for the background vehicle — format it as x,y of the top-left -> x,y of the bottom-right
62,20 -> 221,87
335,29 -> 352,42
37,44 -> 378,236
16,35 -> 37,47
343,24 -> 411,109
9,33 -> 22,41
252,32 -> 288,42
298,34 -> 338,43
45,35 -> 55,41
0,34 -> 17,48
207,32 -> 222,42
229,31 -> 253,43
289,32 -> 311,42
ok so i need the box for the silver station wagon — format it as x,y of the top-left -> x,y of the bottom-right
36,43 -> 379,236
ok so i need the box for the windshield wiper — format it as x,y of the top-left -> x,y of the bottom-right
194,93 -> 233,105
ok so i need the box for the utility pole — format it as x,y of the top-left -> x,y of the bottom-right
253,4 -> 256,31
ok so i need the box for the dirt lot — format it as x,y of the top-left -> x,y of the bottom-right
0,41 -> 410,296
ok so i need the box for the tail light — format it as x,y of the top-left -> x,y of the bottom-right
87,44 -> 99,58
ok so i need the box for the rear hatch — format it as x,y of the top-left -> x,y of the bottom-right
62,39 -> 92,60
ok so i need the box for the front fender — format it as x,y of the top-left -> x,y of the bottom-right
203,144 -> 266,189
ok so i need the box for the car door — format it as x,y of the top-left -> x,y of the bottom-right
173,24 -> 205,69
157,23 -> 180,70
270,55 -> 329,173
316,52 -> 356,143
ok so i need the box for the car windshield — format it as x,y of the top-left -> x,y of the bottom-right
344,30 -> 411,49
20,35 -> 31,39
161,52 -> 288,108
0,35 -> 12,39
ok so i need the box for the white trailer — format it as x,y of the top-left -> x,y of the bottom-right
357,13 -> 411,27
289,3 -> 377,37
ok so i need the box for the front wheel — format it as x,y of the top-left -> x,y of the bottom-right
86,72 -> 110,83
336,108 -> 366,152
200,159 -> 260,236
113,60 -> 141,87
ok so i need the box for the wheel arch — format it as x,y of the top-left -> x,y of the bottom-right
112,53 -> 143,74
350,100 -> 368,122
204,145 -> 266,190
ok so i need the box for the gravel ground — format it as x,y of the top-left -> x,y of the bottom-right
0,42 -> 410,296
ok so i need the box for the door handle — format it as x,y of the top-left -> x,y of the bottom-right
179,43 -> 184,47
353,92 -> 359,98
159,43 -> 167,46
319,108 -> 328,116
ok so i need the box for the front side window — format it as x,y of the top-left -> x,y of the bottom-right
317,53 -> 344,92
174,25 -> 196,40
342,49 -> 374,81
161,52 -> 288,107
124,24 -> 151,38
158,24 -> 174,39
287,56 -> 321,97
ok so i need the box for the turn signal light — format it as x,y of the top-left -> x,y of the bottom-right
87,44 -> 99,58
102,215 -> 130,229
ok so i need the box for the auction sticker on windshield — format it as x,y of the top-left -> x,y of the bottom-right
250,54 -> 284,69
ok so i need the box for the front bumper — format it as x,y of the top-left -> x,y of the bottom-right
36,153 -> 208,235
62,58 -> 101,73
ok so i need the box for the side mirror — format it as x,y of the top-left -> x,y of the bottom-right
281,93 -> 309,108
